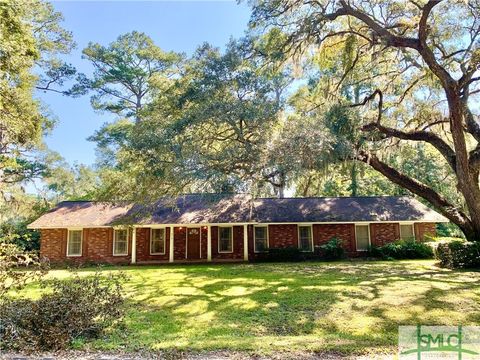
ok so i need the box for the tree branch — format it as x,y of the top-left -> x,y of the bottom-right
356,150 -> 472,230
361,122 -> 457,172
337,0 -> 420,49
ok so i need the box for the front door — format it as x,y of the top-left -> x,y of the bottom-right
187,227 -> 201,259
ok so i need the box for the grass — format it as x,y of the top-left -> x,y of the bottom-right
12,260 -> 480,355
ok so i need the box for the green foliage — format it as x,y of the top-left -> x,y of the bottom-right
426,236 -> 464,243
87,119 -> 134,167
265,247 -> 303,262
10,262 -> 475,354
81,31 -> 182,120
436,223 -> 463,238
318,237 -> 345,260
249,0 -> 480,239
0,184 -> 51,251
324,104 -> 362,157
0,0 -> 75,185
0,223 -> 40,251
81,31 -> 183,174
435,241 -> 480,269
41,151 -> 99,201
371,240 -> 434,260
90,39 -> 291,200
0,242 -> 48,298
0,270 -> 126,351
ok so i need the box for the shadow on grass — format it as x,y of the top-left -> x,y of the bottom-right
24,260 -> 480,353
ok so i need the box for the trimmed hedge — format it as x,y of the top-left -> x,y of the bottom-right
262,238 -> 345,262
266,247 -> 303,262
434,241 -> 480,268
371,240 -> 434,260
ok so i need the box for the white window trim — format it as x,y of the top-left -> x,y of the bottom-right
66,228 -> 83,257
254,225 -> 269,253
150,228 -> 166,255
113,228 -> 129,256
355,224 -> 371,252
218,226 -> 233,253
399,223 -> 416,241
298,225 -> 314,252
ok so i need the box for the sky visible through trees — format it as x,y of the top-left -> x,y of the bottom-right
3,0 -> 480,241
36,1 -> 251,167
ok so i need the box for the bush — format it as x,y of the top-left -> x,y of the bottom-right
318,237 -> 345,260
266,247 -> 303,262
435,241 -> 480,269
0,242 -> 48,297
372,240 -> 434,260
0,271 -> 126,351
425,236 -> 464,243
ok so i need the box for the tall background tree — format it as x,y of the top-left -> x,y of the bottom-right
89,39 -> 292,201
0,0 -> 76,188
81,31 -> 183,166
249,0 -> 480,241
0,0 -> 88,249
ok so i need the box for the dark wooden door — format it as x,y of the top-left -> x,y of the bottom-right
187,227 -> 201,259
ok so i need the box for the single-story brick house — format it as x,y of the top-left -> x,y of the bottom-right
28,194 -> 448,264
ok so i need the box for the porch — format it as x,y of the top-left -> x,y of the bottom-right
130,224 -> 250,264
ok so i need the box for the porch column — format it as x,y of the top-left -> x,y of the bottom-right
169,226 -> 174,263
207,225 -> 212,261
131,227 -> 137,264
243,224 -> 249,261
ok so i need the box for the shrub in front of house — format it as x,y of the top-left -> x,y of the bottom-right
372,240 -> 434,260
0,271 -> 126,351
435,240 -> 480,269
318,237 -> 345,260
266,247 -> 304,262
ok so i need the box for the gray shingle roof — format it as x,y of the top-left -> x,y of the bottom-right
28,194 -> 448,228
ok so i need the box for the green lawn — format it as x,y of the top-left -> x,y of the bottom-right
14,260 -> 480,355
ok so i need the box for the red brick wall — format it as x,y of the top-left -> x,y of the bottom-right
173,227 -> 187,260
370,223 -> 400,247
211,225 -> 244,260
247,224 -> 255,258
136,227 -> 170,262
40,228 -> 131,264
86,228 -> 131,264
415,223 -> 436,241
39,222 -> 439,263
201,226 -> 208,260
268,224 -> 298,248
40,228 -> 67,261
313,224 -> 356,253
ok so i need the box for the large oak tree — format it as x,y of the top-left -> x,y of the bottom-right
250,0 -> 480,241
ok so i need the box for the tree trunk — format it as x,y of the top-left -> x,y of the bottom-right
446,93 -> 480,241
357,150 -> 480,241
349,163 -> 358,196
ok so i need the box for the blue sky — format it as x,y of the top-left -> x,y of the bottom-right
40,1 -> 252,166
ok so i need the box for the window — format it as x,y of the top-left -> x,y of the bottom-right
113,229 -> 128,256
67,229 -> 82,257
150,228 -> 166,255
400,224 -> 415,241
218,227 -> 233,253
254,226 -> 268,252
355,224 -> 370,251
298,226 -> 313,252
